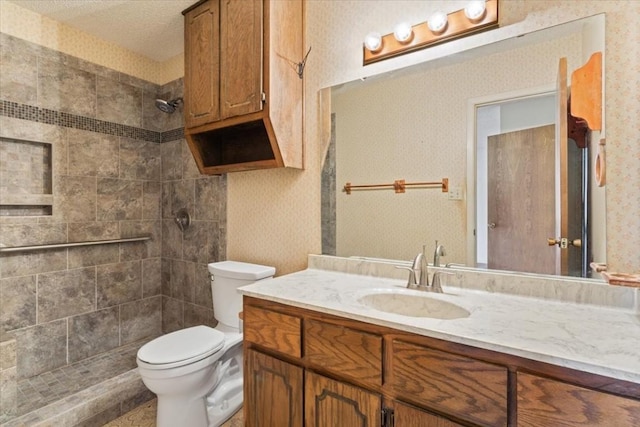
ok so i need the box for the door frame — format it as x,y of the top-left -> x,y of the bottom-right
465,84 -> 556,268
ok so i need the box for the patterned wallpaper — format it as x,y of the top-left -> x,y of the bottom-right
0,1 -> 183,85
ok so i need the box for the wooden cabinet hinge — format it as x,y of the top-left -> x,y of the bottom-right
261,92 -> 266,103
381,408 -> 394,427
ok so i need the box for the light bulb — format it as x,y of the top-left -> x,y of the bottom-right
427,11 -> 448,34
464,0 -> 486,22
393,22 -> 413,43
364,32 -> 382,52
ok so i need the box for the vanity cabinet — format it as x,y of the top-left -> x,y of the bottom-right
243,297 -> 640,427
182,0 -> 304,175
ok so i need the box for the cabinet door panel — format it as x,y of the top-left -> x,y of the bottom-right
220,0 -> 262,119
517,372 -> 640,426
306,371 -> 381,427
245,349 -> 303,427
390,339 -> 508,427
244,304 -> 302,357
394,401 -> 466,427
305,318 -> 382,386
184,0 -> 220,128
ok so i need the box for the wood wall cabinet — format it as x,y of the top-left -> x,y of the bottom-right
182,0 -> 304,175
243,297 -> 640,427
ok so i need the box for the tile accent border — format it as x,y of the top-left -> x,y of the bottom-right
0,100 -> 184,144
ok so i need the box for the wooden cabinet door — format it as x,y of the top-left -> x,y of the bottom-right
184,0 -> 220,129
220,0 -> 262,119
394,401 -> 466,427
305,371 -> 381,427
517,372 -> 640,426
245,349 -> 303,427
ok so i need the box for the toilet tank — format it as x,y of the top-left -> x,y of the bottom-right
208,261 -> 275,329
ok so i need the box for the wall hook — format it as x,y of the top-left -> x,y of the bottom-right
174,208 -> 191,232
297,46 -> 312,79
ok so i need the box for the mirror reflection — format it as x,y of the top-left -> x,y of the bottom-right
322,15 -> 606,278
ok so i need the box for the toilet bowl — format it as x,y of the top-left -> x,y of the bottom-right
136,261 -> 275,427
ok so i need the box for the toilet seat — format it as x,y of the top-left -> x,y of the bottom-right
137,326 -> 225,370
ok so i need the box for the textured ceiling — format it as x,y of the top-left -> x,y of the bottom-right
7,0 -> 195,62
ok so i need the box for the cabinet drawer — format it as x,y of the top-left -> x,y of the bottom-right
390,339 -> 508,427
517,372 -> 640,426
304,318 -> 382,386
244,304 -> 302,358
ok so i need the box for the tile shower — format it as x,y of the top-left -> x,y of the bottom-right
0,33 -> 226,425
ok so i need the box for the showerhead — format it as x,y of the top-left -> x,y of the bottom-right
155,97 -> 183,114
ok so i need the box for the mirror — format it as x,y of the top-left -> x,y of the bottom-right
322,14 -> 606,278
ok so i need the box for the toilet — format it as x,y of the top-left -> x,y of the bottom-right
136,261 -> 275,427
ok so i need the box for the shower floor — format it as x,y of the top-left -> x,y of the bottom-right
14,341 -> 141,420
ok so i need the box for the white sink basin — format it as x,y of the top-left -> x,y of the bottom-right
358,290 -> 470,319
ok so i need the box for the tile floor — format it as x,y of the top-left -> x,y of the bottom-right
104,400 -> 244,427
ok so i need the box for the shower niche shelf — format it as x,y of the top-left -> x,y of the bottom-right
0,137 -> 54,216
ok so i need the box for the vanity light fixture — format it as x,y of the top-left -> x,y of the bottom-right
364,31 -> 383,52
363,0 -> 499,65
427,11 -> 448,34
393,22 -> 413,43
464,0 -> 487,22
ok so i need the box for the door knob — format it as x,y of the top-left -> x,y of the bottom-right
547,238 -> 581,248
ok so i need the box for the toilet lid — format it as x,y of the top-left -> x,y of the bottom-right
137,325 -> 225,365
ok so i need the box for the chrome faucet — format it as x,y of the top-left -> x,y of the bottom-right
433,241 -> 446,267
397,246 -> 444,293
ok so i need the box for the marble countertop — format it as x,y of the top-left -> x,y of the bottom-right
239,264 -> 640,384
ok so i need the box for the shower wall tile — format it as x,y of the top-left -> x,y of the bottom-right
119,73 -> 159,94
184,303 -> 215,329
37,57 -> 96,118
68,245 -> 120,269
67,221 -> 119,242
142,91 -> 165,132
119,137 -> 161,181
0,366 -> 17,418
96,261 -> 142,308
0,223 -> 67,247
66,129 -> 120,178
184,220 -> 218,264
0,249 -> 67,279
0,338 -> 16,370
119,220 -> 161,260
170,179 -> 195,216
96,77 -> 142,128
38,268 -> 96,323
68,307 -> 119,363
54,176 -> 97,222
170,259 -> 195,303
96,178 -> 142,221
161,219 -> 182,259
0,276 -> 36,333
142,181 -> 162,220
160,140 -> 182,181
194,263 -> 213,309
181,138 -> 200,179
120,296 -> 162,345
161,181 -> 172,220
161,258 -> 171,296
0,34 -> 38,105
194,177 -> 224,221
15,319 -> 67,378
162,296 -> 183,334
142,258 -> 162,297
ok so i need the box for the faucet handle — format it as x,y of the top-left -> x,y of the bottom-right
395,266 -> 418,288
